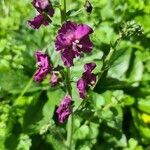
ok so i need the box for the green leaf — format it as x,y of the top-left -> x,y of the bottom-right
131,108 -> 150,143
16,134 -> 31,150
74,125 -> 89,140
108,47 -> 132,79
123,95 -> 135,106
0,69 -> 29,94
137,97 -> 150,114
90,91 -> 105,109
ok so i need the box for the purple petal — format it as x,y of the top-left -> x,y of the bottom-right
50,72 -> 59,86
32,0 -> 54,17
89,73 -> 97,85
76,63 -> 97,99
34,67 -> 49,82
35,51 -> 50,69
55,34 -> 72,50
74,24 -> 93,40
86,73 -> 96,85
82,72 -> 96,85
56,95 -> 72,123
34,51 -> 51,82
79,36 -> 93,53
57,108 -> 70,123
77,78 -> 87,99
61,48 -> 75,67
61,95 -> 72,106
28,14 -> 49,29
57,21 -> 77,35
32,0 -> 49,10
84,62 -> 96,72
55,21 -> 77,51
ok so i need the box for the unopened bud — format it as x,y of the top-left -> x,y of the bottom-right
84,0 -> 93,14
121,21 -> 144,38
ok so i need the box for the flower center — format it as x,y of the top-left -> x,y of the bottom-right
72,40 -> 83,48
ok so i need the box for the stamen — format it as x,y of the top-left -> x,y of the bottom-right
74,40 -> 79,43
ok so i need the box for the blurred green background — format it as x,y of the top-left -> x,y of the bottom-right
0,0 -> 150,149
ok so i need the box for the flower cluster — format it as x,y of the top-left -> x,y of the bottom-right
56,95 -> 72,123
77,63 -> 96,99
30,1 -> 96,123
55,21 -> 93,67
34,51 -> 60,86
28,0 -> 54,29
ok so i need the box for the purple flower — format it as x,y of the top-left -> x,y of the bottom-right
28,14 -> 50,29
76,78 -> 87,99
28,0 -> 54,29
77,63 -> 96,99
32,0 -> 54,17
84,62 -> 96,72
34,51 -> 51,82
56,95 -> 72,123
50,72 -> 59,86
55,21 -> 93,67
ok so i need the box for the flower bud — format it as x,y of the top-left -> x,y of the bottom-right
84,0 -> 93,14
50,72 -> 59,86
121,21 -> 143,38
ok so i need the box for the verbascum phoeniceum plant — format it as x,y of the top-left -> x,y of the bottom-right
28,0 -> 96,149
27,0 -> 143,149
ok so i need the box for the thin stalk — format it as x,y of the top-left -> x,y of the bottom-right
94,35 -> 123,89
15,76 -> 33,101
60,0 -> 67,23
59,0 -> 73,149
65,49 -> 73,150
65,31 -> 73,150
65,68 -> 73,150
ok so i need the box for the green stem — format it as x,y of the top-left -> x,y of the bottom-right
16,76 -> 33,101
65,44 -> 73,150
59,0 -> 73,149
94,35 -> 122,89
60,0 -> 67,23
65,60 -> 73,150
67,107 -> 73,150
66,68 -> 72,96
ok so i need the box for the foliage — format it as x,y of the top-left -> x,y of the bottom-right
0,0 -> 150,149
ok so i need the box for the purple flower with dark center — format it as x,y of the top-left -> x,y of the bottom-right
28,14 -> 50,29
34,51 -> 51,82
50,72 -> 59,86
32,0 -> 54,17
56,95 -> 72,123
77,63 -> 96,99
55,21 -> 93,67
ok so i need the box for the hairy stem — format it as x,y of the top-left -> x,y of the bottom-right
59,0 -> 73,149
